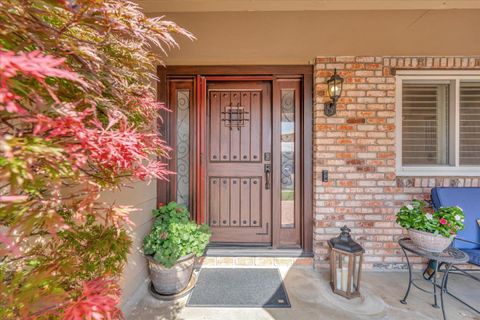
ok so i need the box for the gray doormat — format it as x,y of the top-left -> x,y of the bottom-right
187,268 -> 290,308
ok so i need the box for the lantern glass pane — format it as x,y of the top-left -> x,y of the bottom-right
338,254 -> 349,292
354,255 -> 362,291
334,79 -> 342,97
353,255 -> 358,291
335,252 -> 342,291
328,81 -> 342,99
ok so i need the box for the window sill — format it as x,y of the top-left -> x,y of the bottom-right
396,167 -> 480,177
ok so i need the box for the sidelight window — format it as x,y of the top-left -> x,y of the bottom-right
281,89 -> 296,228
175,89 -> 191,207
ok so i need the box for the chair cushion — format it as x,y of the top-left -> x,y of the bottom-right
462,249 -> 480,266
431,187 -> 480,250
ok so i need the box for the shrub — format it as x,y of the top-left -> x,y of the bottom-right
396,200 -> 465,238
143,202 -> 211,268
0,0 -> 192,318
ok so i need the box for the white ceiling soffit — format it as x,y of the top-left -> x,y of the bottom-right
136,0 -> 480,13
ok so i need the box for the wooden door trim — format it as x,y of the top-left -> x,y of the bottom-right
157,65 -> 313,254
196,75 -> 207,224
271,76 -> 280,248
302,72 -> 313,254
161,65 -> 312,76
205,76 -> 274,81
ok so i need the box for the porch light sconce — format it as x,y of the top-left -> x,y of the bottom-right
324,69 -> 344,117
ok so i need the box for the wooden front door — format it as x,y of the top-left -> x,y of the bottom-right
158,66 -> 314,252
206,81 -> 272,243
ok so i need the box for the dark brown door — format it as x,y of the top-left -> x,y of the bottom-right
159,66 -> 313,252
206,81 -> 272,243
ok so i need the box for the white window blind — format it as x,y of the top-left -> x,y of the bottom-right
460,82 -> 480,165
402,83 -> 449,166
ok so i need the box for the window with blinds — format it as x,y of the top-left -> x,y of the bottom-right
402,83 -> 449,166
460,82 -> 480,165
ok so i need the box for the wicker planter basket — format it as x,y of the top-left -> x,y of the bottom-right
408,229 -> 453,253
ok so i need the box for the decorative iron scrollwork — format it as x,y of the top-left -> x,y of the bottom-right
221,103 -> 249,130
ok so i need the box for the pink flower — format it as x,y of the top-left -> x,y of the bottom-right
439,218 -> 447,225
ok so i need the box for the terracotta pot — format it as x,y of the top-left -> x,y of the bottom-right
408,229 -> 453,253
146,253 -> 195,295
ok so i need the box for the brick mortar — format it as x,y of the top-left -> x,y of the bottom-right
313,56 -> 480,271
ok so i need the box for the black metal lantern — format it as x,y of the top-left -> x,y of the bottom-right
328,226 -> 364,299
324,69 -> 344,116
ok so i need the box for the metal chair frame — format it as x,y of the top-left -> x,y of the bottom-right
422,237 -> 480,315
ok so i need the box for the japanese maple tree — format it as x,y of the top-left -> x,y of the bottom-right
0,0 -> 192,318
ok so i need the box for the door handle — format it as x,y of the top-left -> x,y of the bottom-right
264,164 -> 271,190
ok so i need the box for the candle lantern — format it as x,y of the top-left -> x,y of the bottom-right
328,225 -> 364,299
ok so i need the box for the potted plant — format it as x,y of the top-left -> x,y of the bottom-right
396,200 -> 465,252
143,202 -> 211,295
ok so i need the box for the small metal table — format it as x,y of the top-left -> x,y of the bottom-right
398,238 -> 469,320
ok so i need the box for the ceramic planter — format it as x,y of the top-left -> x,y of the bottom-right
408,229 -> 453,253
146,253 -> 195,295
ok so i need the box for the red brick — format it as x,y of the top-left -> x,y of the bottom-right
315,124 -> 336,131
337,138 -> 354,144
346,159 -> 364,165
338,180 -> 355,187
356,166 -> 375,172
366,63 -> 382,70
346,63 -> 365,69
366,118 -> 386,124
378,152 -> 395,159
336,152 -> 354,159
337,125 -> 354,131
346,117 -> 366,124
316,57 -> 336,63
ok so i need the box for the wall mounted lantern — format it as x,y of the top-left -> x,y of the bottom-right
328,226 -> 364,299
324,69 -> 344,116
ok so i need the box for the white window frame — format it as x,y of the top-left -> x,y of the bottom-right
396,70 -> 480,176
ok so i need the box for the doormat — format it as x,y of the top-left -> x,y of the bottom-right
186,268 -> 291,308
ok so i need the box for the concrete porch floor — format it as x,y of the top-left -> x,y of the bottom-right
127,267 -> 479,320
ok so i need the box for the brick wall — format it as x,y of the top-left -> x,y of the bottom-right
313,56 -> 480,270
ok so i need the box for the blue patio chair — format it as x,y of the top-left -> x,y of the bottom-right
422,187 -> 480,314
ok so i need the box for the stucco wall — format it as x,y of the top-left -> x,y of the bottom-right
100,181 -> 156,313
154,10 -> 480,65
313,56 -> 480,270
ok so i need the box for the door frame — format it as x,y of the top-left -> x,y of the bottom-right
157,65 -> 313,254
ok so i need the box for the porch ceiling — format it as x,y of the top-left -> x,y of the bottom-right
140,9 -> 480,65
136,0 -> 480,13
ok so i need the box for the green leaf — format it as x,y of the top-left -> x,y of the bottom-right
143,202 -> 211,268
